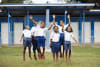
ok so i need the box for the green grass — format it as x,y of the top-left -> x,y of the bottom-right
0,46 -> 100,67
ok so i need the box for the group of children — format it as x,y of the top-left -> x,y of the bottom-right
20,14 -> 79,63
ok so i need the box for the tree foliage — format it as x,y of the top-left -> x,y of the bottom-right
2,0 -> 24,3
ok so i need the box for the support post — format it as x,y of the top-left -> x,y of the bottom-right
82,10 -> 85,45
27,9 -> 29,25
64,10 -> 67,24
91,21 -> 94,43
8,9 -> 10,46
0,21 -> 1,46
79,13 -> 82,44
46,8 -> 50,49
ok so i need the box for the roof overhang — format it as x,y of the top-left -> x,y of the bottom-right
0,3 -> 99,17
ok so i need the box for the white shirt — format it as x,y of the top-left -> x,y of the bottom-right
36,27 -> 48,37
23,29 -> 32,38
57,24 -> 68,33
50,32 -> 60,42
31,26 -> 38,36
64,31 -> 74,41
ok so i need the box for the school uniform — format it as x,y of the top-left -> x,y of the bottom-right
31,26 -> 38,53
57,24 -> 68,45
23,29 -> 32,48
64,31 -> 74,50
36,27 -> 48,47
50,32 -> 60,53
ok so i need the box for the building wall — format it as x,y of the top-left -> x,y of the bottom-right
0,17 -> 100,46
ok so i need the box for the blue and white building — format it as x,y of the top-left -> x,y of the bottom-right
0,0 -> 100,47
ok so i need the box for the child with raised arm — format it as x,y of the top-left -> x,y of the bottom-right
64,25 -> 79,62
30,15 -> 53,60
52,14 -> 71,58
50,26 -> 60,64
20,26 -> 32,61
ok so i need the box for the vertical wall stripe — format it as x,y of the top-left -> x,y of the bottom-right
10,18 -> 14,45
27,9 -> 29,25
91,21 -> 94,43
46,8 -> 50,49
82,10 -> 85,45
79,17 -> 82,43
8,9 -> 10,46
64,10 -> 67,24
0,21 -> 1,45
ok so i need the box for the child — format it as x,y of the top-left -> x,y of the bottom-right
20,26 -> 32,61
31,25 -> 39,60
50,26 -> 60,63
64,25 -> 79,62
30,16 -> 53,60
52,14 -> 71,58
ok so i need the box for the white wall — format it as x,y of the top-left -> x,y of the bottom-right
1,23 -> 8,45
71,22 -> 78,43
85,22 -> 91,43
94,22 -> 100,43
14,23 -> 23,44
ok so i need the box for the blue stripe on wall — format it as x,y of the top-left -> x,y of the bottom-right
10,18 -> 14,45
0,21 -> 1,45
91,21 -> 94,43
79,21 -> 82,43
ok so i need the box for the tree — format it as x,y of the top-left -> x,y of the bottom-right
76,0 -> 96,3
2,0 -> 24,3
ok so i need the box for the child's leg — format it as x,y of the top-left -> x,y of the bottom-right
28,47 -> 32,60
68,50 -> 71,62
53,53 -> 56,63
56,53 -> 58,63
43,47 -> 45,56
65,50 -> 68,62
23,48 -> 26,61
32,38 -> 37,60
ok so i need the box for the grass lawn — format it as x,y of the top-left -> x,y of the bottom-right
0,45 -> 100,67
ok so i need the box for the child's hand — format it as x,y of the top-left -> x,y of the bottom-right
67,14 -> 70,19
53,14 -> 55,19
77,43 -> 80,46
50,43 -> 52,48
20,39 -> 22,43
30,15 -> 33,20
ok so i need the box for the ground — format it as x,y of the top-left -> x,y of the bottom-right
0,45 -> 100,67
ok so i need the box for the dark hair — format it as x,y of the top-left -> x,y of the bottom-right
65,24 -> 73,32
60,20 -> 64,23
53,26 -> 59,30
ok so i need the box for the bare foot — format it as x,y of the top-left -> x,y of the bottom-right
23,57 -> 25,61
53,60 -> 56,64
66,58 -> 68,63
29,56 -> 32,60
68,58 -> 71,63
34,55 -> 37,61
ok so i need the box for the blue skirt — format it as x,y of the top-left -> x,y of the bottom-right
51,42 -> 60,53
36,36 -> 46,47
60,33 -> 64,45
23,37 -> 32,48
64,41 -> 72,50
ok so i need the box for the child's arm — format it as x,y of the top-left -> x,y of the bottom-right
67,14 -> 71,24
48,24 -> 53,30
73,37 -> 80,46
50,39 -> 52,48
52,14 -> 56,25
20,34 -> 24,42
30,15 -> 38,25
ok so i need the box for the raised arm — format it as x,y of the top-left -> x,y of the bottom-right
73,37 -> 80,46
20,34 -> 24,42
29,15 -> 38,25
52,14 -> 56,25
67,14 -> 71,24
